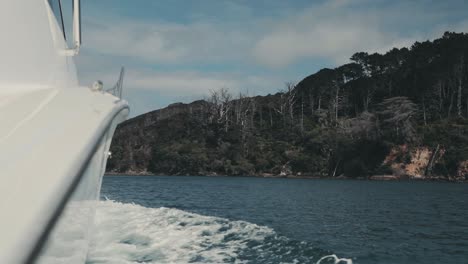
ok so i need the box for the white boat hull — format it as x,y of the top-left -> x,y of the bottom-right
0,1 -> 129,263
0,88 -> 129,264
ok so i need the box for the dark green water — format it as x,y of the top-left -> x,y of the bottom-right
97,176 -> 468,264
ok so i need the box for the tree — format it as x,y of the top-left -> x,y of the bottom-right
329,81 -> 346,124
350,52 -> 372,76
285,82 -> 297,121
377,97 -> 418,142
207,88 -> 233,132
455,55 -> 464,117
340,111 -> 378,140
109,32 -> 468,180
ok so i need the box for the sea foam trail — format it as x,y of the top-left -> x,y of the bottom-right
86,200 -> 352,264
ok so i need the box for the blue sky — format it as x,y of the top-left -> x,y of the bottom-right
70,0 -> 468,117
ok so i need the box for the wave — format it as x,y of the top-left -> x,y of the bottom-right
86,200 -> 352,264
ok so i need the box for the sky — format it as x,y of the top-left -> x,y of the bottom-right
67,0 -> 468,117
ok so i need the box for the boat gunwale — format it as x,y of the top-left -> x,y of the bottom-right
23,102 -> 129,264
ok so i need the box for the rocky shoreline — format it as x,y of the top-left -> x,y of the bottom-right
104,171 -> 467,182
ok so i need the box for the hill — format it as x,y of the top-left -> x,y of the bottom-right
106,32 -> 468,181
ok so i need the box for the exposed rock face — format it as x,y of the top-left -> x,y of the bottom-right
406,147 -> 432,177
457,161 -> 468,181
383,145 -> 446,179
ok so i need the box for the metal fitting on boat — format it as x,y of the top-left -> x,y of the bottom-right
91,80 -> 104,92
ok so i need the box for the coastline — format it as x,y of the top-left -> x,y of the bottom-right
104,172 -> 467,182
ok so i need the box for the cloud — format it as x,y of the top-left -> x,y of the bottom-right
253,18 -> 390,66
76,51 -> 283,117
83,18 -> 253,65
252,0 -> 468,67
127,70 -> 282,97
75,0 -> 468,117
252,6 -> 387,66
128,71 -> 235,95
77,52 -> 281,97
83,1 -> 468,69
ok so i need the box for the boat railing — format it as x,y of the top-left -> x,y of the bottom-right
105,67 -> 125,99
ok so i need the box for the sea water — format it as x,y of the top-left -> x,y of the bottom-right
86,176 -> 468,264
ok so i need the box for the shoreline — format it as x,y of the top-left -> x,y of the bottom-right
104,172 -> 467,183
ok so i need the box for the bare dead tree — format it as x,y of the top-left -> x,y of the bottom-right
448,90 -> 455,118
309,92 -> 315,116
334,84 -> 340,121
457,79 -> 463,117
219,88 -> 232,132
206,88 -> 220,123
329,81 -> 345,125
363,86 -> 375,112
422,96 -> 427,126
267,102 -> 274,127
285,82 -> 297,122
300,96 -> 304,134
436,80 -> 443,119
274,92 -> 288,126
456,55 -> 464,117
377,96 -> 419,142
233,91 -> 256,145
340,111 -> 378,140
318,95 -> 322,111
207,88 -> 233,131
249,97 -> 256,130
259,104 -> 264,128
235,92 -> 245,125
425,144 -> 440,176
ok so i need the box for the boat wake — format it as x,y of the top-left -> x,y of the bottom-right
86,200 -> 352,264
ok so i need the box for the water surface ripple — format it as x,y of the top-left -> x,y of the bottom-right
91,176 -> 468,264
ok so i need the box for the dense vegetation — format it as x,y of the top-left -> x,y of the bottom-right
107,32 -> 468,181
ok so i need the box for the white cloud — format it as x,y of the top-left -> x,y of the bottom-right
128,71 -> 234,95
82,1 -> 468,69
127,70 -> 282,97
83,18 -> 253,64
75,0 -> 468,116
77,52 -> 281,97
253,4 -> 402,66
252,1 -> 468,67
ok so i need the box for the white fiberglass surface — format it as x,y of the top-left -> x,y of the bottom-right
0,87 -> 128,263
34,99 -> 125,264
36,132 -> 110,264
0,88 -> 58,143
0,0 -> 77,91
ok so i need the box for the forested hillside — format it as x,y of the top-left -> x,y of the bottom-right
107,32 -> 468,181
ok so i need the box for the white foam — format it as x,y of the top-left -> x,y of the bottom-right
86,200 -> 353,264
87,200 -> 274,263
316,254 -> 353,264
